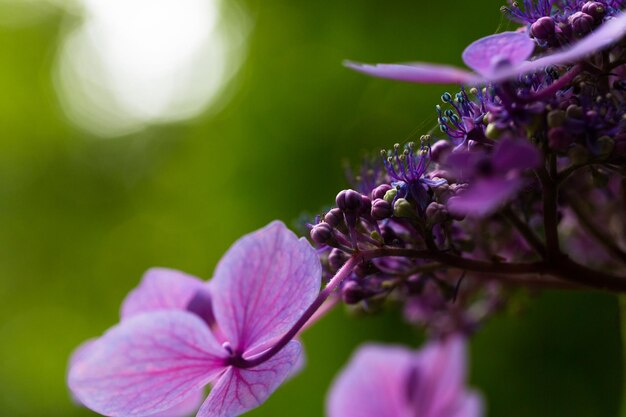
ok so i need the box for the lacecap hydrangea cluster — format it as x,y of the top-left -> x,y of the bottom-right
67,2 -> 626,417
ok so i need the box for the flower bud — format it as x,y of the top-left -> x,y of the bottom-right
547,109 -> 566,128
425,202 -> 448,225
566,104 -> 583,119
393,198 -> 416,218
371,184 -> 392,200
341,280 -> 365,304
310,223 -> 333,245
324,208 -> 343,227
359,195 -> 372,215
336,189 -> 362,212
485,123 -> 503,140
430,140 -> 452,163
328,248 -> 348,271
569,12 -> 594,37
383,188 -> 398,204
371,198 -> 393,220
582,1 -> 605,21
530,16 -> 555,40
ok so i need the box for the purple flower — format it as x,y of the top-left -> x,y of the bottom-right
327,336 -> 482,417
345,12 -> 626,84
445,139 -> 542,217
68,221 -> 321,417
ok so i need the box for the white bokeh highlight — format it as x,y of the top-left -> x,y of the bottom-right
54,0 -> 249,137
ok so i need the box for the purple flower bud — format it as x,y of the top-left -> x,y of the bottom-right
341,280 -> 365,304
324,208 -> 343,227
328,248 -> 348,271
548,127 -> 572,151
359,195 -> 372,215
371,184 -> 392,200
394,198 -> 416,218
569,12 -> 595,38
371,198 -> 393,220
581,1 -> 605,21
430,140 -> 452,163
530,16 -> 556,40
336,189 -> 363,212
311,222 -> 333,245
425,202 -> 448,224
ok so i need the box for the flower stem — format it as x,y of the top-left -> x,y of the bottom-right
234,255 -> 361,368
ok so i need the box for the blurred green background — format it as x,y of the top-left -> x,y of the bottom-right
0,0 -> 621,416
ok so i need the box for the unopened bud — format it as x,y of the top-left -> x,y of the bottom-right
371,184 -> 392,200
324,208 -> 343,227
569,12 -> 595,37
310,223 -> 333,245
393,198 -> 416,218
430,140 -> 452,163
485,123 -> 503,140
328,248 -> 348,271
383,188 -> 398,204
342,280 -> 365,304
336,189 -> 362,212
530,16 -> 555,40
547,109 -> 566,128
371,198 -> 393,220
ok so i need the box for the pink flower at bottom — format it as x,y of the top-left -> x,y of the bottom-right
68,221 -> 321,417
327,336 -> 483,417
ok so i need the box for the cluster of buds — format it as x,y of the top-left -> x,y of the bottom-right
312,2 -> 626,335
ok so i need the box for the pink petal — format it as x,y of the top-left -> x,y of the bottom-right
210,221 -> 321,352
462,32 -> 535,77
149,390 -> 205,417
448,392 -> 484,417
488,12 -> 626,82
197,341 -> 302,417
447,177 -> 526,218
68,338 -> 98,404
492,139 -> 542,173
415,336 -> 471,417
344,61 -> 477,84
326,344 -> 413,417
121,268 -> 210,320
69,339 -> 206,417
68,311 -> 227,417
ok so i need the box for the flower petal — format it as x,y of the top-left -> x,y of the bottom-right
68,311 -> 227,417
344,61 -> 477,84
462,32 -> 535,77
415,336 -> 472,417
69,338 -> 205,417
121,268 -> 210,320
197,341 -> 302,417
149,390 -> 205,417
210,221 -> 321,352
488,13 -> 626,82
448,392 -> 484,417
492,139 -> 542,173
326,344 -> 413,417
447,177 -> 525,217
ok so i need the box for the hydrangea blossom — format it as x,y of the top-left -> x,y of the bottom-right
327,336 -> 482,417
68,221 -> 321,417
345,12 -> 626,84
445,139 -> 542,217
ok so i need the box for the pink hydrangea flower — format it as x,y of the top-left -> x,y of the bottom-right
345,12 -> 626,84
327,336 -> 482,417
68,221 -> 321,417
